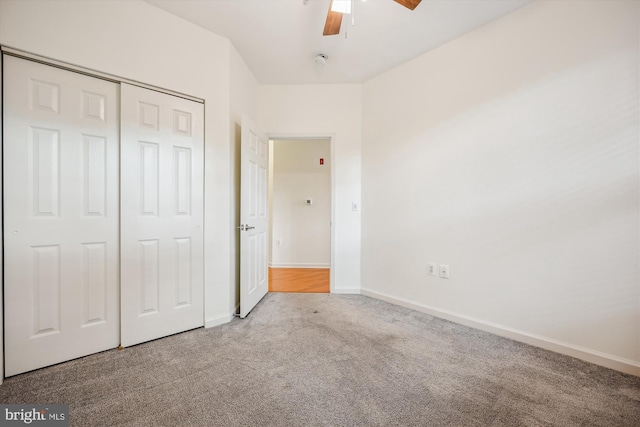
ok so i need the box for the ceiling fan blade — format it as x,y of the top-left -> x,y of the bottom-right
323,2 -> 343,36
394,0 -> 422,10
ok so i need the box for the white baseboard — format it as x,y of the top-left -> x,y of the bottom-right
332,288 -> 361,295
205,313 -> 233,328
361,288 -> 640,377
269,263 -> 330,269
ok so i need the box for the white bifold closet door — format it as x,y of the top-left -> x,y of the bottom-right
119,83 -> 204,347
3,56 -> 120,376
3,58 -> 204,376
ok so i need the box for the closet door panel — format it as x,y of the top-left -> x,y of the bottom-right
3,56 -> 120,376
120,83 -> 204,347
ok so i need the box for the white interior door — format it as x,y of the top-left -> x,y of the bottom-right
3,55 -> 120,376
120,83 -> 204,347
240,115 -> 269,318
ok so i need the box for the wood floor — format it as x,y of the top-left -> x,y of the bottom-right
269,268 -> 330,293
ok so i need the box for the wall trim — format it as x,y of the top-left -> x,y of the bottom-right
332,288 -> 361,295
361,288 -> 640,377
205,314 -> 233,329
269,263 -> 330,269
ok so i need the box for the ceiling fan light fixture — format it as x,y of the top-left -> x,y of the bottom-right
331,0 -> 351,14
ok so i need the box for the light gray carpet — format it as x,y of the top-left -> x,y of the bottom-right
1,293 -> 639,426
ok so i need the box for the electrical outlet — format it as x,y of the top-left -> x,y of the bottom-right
276,239 -> 281,246
427,262 -> 437,276
439,264 -> 450,279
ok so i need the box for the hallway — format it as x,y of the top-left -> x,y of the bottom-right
268,268 -> 329,293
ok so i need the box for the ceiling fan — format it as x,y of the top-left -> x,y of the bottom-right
323,0 -> 422,36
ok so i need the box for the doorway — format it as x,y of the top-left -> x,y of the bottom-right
268,138 -> 332,293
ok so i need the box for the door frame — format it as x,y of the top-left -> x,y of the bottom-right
267,134 -> 336,293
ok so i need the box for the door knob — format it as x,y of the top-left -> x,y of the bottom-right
245,225 -> 255,230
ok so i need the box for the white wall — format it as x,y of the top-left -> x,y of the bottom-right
362,0 -> 640,374
0,0 -> 234,329
230,45 -> 260,311
258,85 -> 362,293
271,139 -> 331,268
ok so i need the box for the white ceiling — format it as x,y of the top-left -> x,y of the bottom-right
146,0 -> 532,85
